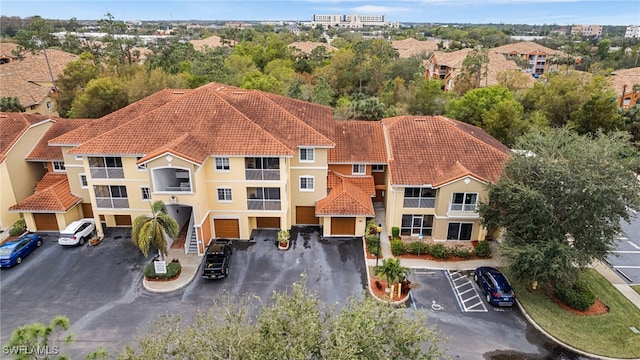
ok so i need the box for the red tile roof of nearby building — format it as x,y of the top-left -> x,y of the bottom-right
288,41 -> 337,54
608,67 -> 640,96
329,121 -> 387,163
382,116 -> 511,186
392,38 -> 438,58
316,172 -> 375,216
9,172 -> 81,213
51,83 -> 335,163
327,171 -> 376,196
26,118 -> 92,161
490,42 -> 560,56
0,112 -> 52,163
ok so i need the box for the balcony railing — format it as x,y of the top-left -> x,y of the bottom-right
90,167 -> 124,179
403,197 -> 435,208
247,199 -> 281,211
96,197 -> 129,209
159,183 -> 192,192
449,203 -> 477,212
245,169 -> 280,181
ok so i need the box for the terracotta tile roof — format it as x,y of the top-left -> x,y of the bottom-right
56,83 -> 335,164
0,48 -> 78,108
26,118 -> 92,161
490,42 -> 561,56
0,112 -> 52,163
9,172 -> 81,213
329,121 -> 386,163
288,41 -> 336,54
190,36 -> 223,51
316,171 -> 375,216
382,116 -> 510,186
392,38 -> 438,58
327,171 -> 376,196
608,67 -> 640,96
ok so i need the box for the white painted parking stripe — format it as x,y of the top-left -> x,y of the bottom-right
458,288 -> 475,296
462,294 -> 481,303
618,237 -> 628,240
613,265 -> 640,269
627,241 -> 640,250
446,270 -> 488,313
611,250 -> 640,254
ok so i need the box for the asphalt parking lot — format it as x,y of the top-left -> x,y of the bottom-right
607,214 -> 640,284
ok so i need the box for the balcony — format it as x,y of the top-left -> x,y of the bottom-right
90,167 -> 124,179
448,202 -> 479,218
245,169 -> 280,181
245,157 -> 280,181
247,199 -> 281,211
153,168 -> 192,192
96,197 -> 129,209
403,197 -> 435,208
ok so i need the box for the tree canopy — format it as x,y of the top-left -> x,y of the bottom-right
479,128 -> 640,287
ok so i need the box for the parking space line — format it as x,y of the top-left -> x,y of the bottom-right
446,270 -> 488,313
458,288 -> 474,296
614,265 -> 640,269
627,241 -> 640,250
611,250 -> 640,254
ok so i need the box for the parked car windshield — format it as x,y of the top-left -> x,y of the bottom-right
0,247 -> 13,256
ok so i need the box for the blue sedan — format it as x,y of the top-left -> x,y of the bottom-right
0,233 -> 43,268
474,266 -> 516,307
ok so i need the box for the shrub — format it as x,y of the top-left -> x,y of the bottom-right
9,218 -> 26,236
391,227 -> 400,238
430,243 -> 449,259
453,247 -> 471,259
406,241 -> 430,255
366,219 -> 378,235
390,239 -> 406,255
474,240 -> 491,257
366,234 -> 380,256
375,280 -> 383,290
554,280 -> 596,311
144,261 -> 182,279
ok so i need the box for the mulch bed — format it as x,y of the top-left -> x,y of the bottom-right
550,295 -> 609,316
398,253 -> 489,262
369,275 -> 410,302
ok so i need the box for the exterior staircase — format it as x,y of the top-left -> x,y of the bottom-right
187,227 -> 198,254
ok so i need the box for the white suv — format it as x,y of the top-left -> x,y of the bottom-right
58,219 -> 96,246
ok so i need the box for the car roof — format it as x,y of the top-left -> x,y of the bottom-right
61,218 -> 95,232
1,240 -> 21,249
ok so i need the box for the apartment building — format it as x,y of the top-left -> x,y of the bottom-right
7,83 -> 510,254
311,14 -> 398,29
571,25 -> 603,37
491,42 -> 561,76
625,25 -> 640,39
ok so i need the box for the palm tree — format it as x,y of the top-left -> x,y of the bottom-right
131,200 -> 179,261
374,258 -> 409,289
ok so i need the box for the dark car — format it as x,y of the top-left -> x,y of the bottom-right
202,240 -> 233,280
474,266 -> 516,307
0,233 -> 43,268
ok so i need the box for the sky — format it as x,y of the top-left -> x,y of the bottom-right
0,0 -> 638,25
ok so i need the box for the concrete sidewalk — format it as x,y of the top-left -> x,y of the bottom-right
143,248 -> 201,293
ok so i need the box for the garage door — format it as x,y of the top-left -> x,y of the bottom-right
296,206 -> 319,225
34,213 -> 58,231
81,203 -> 94,218
331,217 -> 356,235
257,217 -> 281,228
214,219 -> 240,238
115,215 -> 132,226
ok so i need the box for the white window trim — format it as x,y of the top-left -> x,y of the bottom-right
79,173 -> 88,189
217,187 -> 233,202
136,157 -> 147,171
214,157 -> 230,172
299,148 -> 314,163
53,161 -> 66,172
352,164 -> 366,175
299,176 -> 315,192
140,186 -> 151,201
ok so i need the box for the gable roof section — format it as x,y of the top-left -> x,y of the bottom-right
329,121 -> 386,163
609,67 -> 640,96
392,38 -> 438,58
0,112 -> 52,163
382,116 -> 510,186
429,49 -> 525,87
327,171 -> 376,196
55,83 -> 335,164
316,172 -> 375,216
190,35 -> 223,51
9,172 -> 81,213
491,42 -> 560,56
288,41 -> 337,54
26,118 -> 92,161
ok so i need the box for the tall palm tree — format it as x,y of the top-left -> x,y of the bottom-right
374,258 -> 409,289
131,200 -> 179,261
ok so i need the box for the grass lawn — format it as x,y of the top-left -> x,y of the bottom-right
512,268 -> 640,359
633,285 -> 640,296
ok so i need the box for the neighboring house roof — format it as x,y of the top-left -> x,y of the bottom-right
26,118 -> 92,161
9,172 -> 81,213
491,41 -> 561,56
327,171 -> 376,196
316,171 -> 375,216
190,35 -> 223,51
0,112 -> 52,163
429,49 -> 525,87
392,38 -> 438,58
608,67 -> 640,96
382,116 -> 510,187
288,41 -> 336,54
329,121 -> 387,164
0,47 -> 78,108
52,83 -> 335,164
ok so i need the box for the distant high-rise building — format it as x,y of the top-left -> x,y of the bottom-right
625,25 -> 640,38
310,14 -> 398,29
571,24 -> 603,37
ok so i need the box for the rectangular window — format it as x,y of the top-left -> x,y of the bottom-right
215,157 -> 230,171
141,186 -> 151,200
447,222 -> 473,241
451,192 -> 478,212
217,188 -> 232,201
94,185 -> 129,208
299,176 -> 314,191
372,164 -> 384,172
136,157 -> 146,170
352,164 -> 366,175
89,156 -> 123,179
79,174 -> 88,188
53,161 -> 66,172
299,148 -> 314,162
400,215 -> 434,236
403,187 -> 436,208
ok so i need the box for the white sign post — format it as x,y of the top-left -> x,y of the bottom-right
154,260 -> 167,274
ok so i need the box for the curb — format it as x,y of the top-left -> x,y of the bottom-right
142,265 -> 199,293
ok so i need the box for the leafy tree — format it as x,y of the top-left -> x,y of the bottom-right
479,128 -> 640,288
481,99 -> 528,147
222,54 -> 258,87
0,97 -> 24,112
354,97 -> 386,120
241,71 -> 283,94
131,200 -> 179,260
445,85 -> 514,126
496,70 -> 534,94
69,77 -> 128,118
374,258 -> 409,289
57,53 -> 101,117
455,48 -> 490,95
568,76 -> 623,134
116,276 -> 444,359
97,13 -> 139,67
408,79 -> 452,116
126,66 -> 188,103
620,105 -> 640,147
313,48 -> 357,97
311,78 -> 335,106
